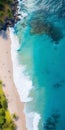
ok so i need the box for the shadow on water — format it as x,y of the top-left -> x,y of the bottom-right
0,30 -> 8,39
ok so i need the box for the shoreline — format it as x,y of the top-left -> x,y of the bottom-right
0,30 -> 27,130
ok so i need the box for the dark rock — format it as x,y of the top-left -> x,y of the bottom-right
43,112 -> 60,130
53,80 -> 65,88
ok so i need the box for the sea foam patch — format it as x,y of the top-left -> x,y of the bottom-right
24,110 -> 41,130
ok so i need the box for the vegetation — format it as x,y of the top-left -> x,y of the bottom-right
0,80 -> 16,130
0,0 -> 19,30
0,0 -> 13,22
12,113 -> 18,120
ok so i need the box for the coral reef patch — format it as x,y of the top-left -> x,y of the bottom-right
30,19 -> 63,43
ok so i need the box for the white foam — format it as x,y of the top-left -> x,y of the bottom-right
33,113 -> 41,130
24,111 -> 41,130
9,28 -> 33,102
17,0 -> 28,19
9,27 -> 41,130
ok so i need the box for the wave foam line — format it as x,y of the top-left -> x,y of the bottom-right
24,110 -> 41,130
9,27 -> 32,102
9,27 -> 41,130
18,0 -> 28,19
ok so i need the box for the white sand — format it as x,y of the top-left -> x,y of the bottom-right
0,30 -> 27,130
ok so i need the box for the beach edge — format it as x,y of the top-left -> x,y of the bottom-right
0,29 -> 27,130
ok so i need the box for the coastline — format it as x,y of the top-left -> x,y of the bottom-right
0,30 -> 27,130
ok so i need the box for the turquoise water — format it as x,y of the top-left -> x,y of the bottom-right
14,0 -> 65,129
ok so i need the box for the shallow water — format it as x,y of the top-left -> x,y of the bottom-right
11,0 -> 65,129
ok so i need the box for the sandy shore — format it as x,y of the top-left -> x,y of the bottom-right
0,30 -> 27,130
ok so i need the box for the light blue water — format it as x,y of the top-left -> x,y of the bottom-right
14,0 -> 65,129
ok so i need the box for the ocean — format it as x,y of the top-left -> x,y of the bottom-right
10,0 -> 65,130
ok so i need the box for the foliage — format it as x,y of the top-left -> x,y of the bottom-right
0,80 -> 16,130
12,113 -> 18,120
0,0 -> 14,28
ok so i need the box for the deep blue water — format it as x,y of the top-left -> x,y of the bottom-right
14,0 -> 65,129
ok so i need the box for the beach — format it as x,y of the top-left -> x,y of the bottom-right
0,0 -> 64,129
0,30 -> 27,130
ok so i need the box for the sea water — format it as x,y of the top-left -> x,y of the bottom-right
10,0 -> 65,130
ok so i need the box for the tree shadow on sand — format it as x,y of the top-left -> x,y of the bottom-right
0,30 -> 8,39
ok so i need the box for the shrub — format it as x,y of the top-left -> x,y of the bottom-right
0,80 -> 2,85
0,81 -> 16,129
12,113 -> 18,120
0,116 -> 5,128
